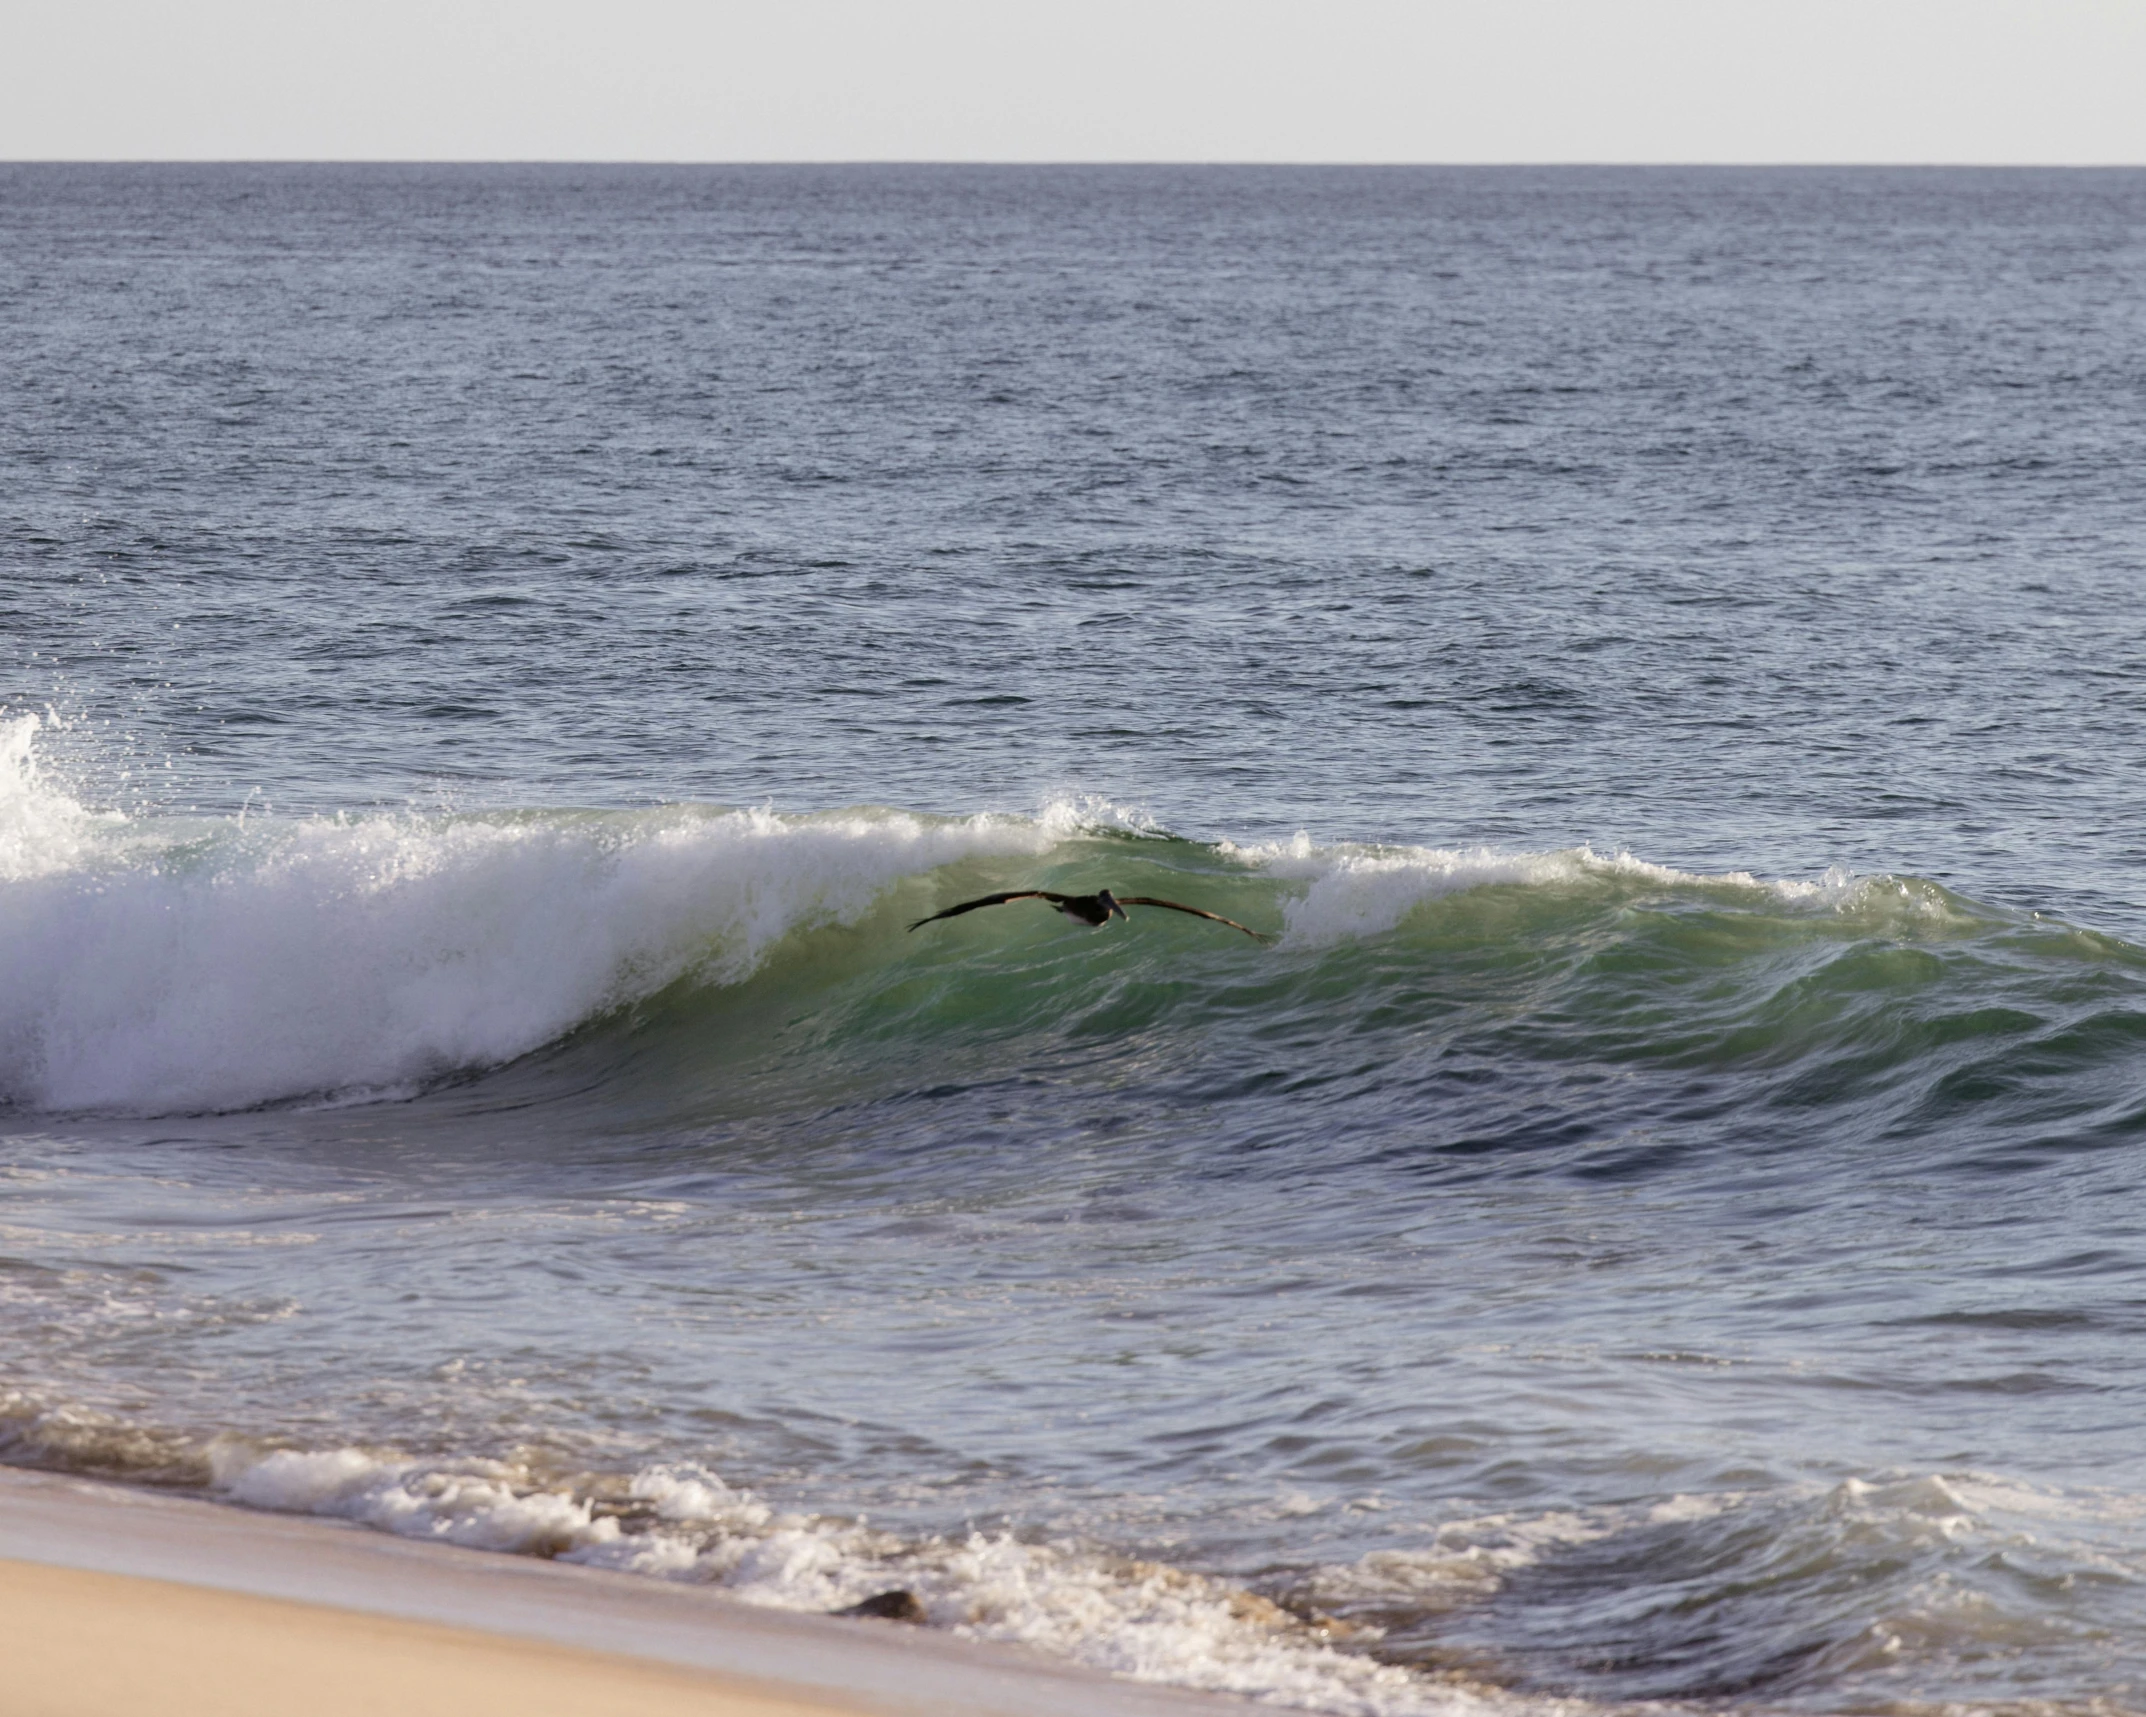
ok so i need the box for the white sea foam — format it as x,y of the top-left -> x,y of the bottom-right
0,714 -> 119,884
0,719 -> 1088,1112
1226,834 -> 1768,945
198,1440 -> 1545,1717
1308,1507 -> 1625,1612
1226,833 -> 1949,946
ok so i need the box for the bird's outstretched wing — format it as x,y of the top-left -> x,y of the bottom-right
1116,896 -> 1273,941
908,890 -> 1067,931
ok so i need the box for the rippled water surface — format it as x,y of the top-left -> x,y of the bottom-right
4,166 -> 2146,1715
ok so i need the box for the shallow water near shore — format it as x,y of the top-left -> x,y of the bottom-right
5,165 -> 2146,1715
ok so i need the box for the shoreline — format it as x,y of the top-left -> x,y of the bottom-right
0,1466 -> 1254,1717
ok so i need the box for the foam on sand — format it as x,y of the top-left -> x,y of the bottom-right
203,1441 -> 1524,1717
0,1465 -> 1252,1717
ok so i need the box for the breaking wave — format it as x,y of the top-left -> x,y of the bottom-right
4,712 -> 2142,1142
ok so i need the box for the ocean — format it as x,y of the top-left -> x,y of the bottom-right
3,163 -> 2145,1714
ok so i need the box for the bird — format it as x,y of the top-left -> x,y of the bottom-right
908,887 -> 1271,941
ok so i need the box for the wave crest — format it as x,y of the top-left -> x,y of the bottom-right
0,775 -> 1063,1112
0,720 -> 2073,1121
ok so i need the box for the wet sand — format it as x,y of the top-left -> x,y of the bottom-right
1,1559 -> 872,1717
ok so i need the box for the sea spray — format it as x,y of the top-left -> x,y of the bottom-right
0,768 -> 1069,1112
0,713 -> 120,885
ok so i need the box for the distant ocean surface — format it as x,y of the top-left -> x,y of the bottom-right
6,165 -> 2146,1715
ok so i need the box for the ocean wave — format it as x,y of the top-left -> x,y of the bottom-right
1,716 -> 2128,1122
0,715 -> 1086,1112
1307,1474 -> 2146,1707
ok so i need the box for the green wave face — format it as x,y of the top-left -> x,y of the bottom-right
8,755 -> 2142,1169
513,827 -> 2146,1181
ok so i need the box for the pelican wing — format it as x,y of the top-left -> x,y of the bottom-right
908,890 -> 1066,931
1116,896 -> 1272,941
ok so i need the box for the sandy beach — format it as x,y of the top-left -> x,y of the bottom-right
0,1468 -> 1253,1717
0,1560 -> 868,1717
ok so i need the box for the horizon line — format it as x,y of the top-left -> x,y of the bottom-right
7,158 -> 2146,171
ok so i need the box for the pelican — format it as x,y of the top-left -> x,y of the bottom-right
908,887 -> 1271,941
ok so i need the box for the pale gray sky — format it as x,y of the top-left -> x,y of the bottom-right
5,0 -> 2141,163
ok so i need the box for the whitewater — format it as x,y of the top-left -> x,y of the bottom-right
7,164 -> 2146,1716
0,712 -> 2012,1120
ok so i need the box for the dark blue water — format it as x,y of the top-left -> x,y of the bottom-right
4,166 -> 2146,1716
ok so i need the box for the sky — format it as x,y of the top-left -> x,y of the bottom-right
4,0 -> 2142,163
